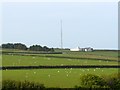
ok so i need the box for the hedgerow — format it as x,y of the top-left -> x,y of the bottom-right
2,80 -> 45,90
78,73 -> 120,89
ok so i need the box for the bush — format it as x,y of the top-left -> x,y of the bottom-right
80,74 -> 106,88
2,80 -> 45,90
103,74 -> 120,89
2,80 -> 18,90
79,73 -> 120,89
107,77 -> 120,89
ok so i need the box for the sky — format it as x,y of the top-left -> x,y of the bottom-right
1,1 -> 118,49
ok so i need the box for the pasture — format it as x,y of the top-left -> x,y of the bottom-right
2,69 -> 118,88
2,50 -> 118,66
2,54 -> 118,66
1,50 -> 119,88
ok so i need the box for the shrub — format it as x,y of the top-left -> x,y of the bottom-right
2,80 -> 45,90
107,77 -> 120,89
104,74 -> 120,89
79,73 -> 120,89
80,74 -> 106,88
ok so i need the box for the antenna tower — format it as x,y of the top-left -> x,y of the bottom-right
61,20 -> 63,49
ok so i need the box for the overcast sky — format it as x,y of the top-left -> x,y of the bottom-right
2,2 -> 118,49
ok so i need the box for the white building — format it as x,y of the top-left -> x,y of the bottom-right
84,47 -> 93,52
70,47 -> 80,51
70,47 -> 93,52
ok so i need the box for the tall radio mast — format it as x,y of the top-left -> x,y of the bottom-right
61,20 -> 63,49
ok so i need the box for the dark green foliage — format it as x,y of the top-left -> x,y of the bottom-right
29,45 -> 43,51
14,43 -> 27,50
104,74 -> 120,89
2,80 -> 45,90
1,43 -> 54,52
2,43 -> 27,50
79,74 -> 120,89
29,45 -> 54,52
80,74 -> 106,88
43,46 -> 50,52
2,43 -> 14,49
107,77 -> 120,89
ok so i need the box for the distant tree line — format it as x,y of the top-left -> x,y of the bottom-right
1,43 -> 54,52
2,43 -> 27,50
29,45 -> 54,52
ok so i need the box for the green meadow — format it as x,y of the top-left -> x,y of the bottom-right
2,50 -> 119,88
2,54 -> 118,66
2,69 -> 118,88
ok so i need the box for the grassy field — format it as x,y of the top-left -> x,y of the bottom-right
2,54 -> 118,66
2,50 -> 118,66
2,68 -> 119,88
2,50 -> 119,88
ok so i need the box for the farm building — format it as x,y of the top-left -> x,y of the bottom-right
70,47 -> 93,52
70,47 -> 80,51
84,47 -> 93,52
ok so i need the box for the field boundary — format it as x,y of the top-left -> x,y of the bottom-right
2,51 -> 62,54
1,65 -> 120,70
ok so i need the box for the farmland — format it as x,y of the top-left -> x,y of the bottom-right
1,49 -> 120,88
2,49 -> 119,66
2,54 -> 118,66
2,69 -> 118,88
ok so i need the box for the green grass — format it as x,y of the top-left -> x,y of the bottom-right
2,50 -> 119,88
2,54 -> 118,66
2,68 -> 118,88
2,49 -> 118,59
2,50 -> 119,66
55,49 -> 118,57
